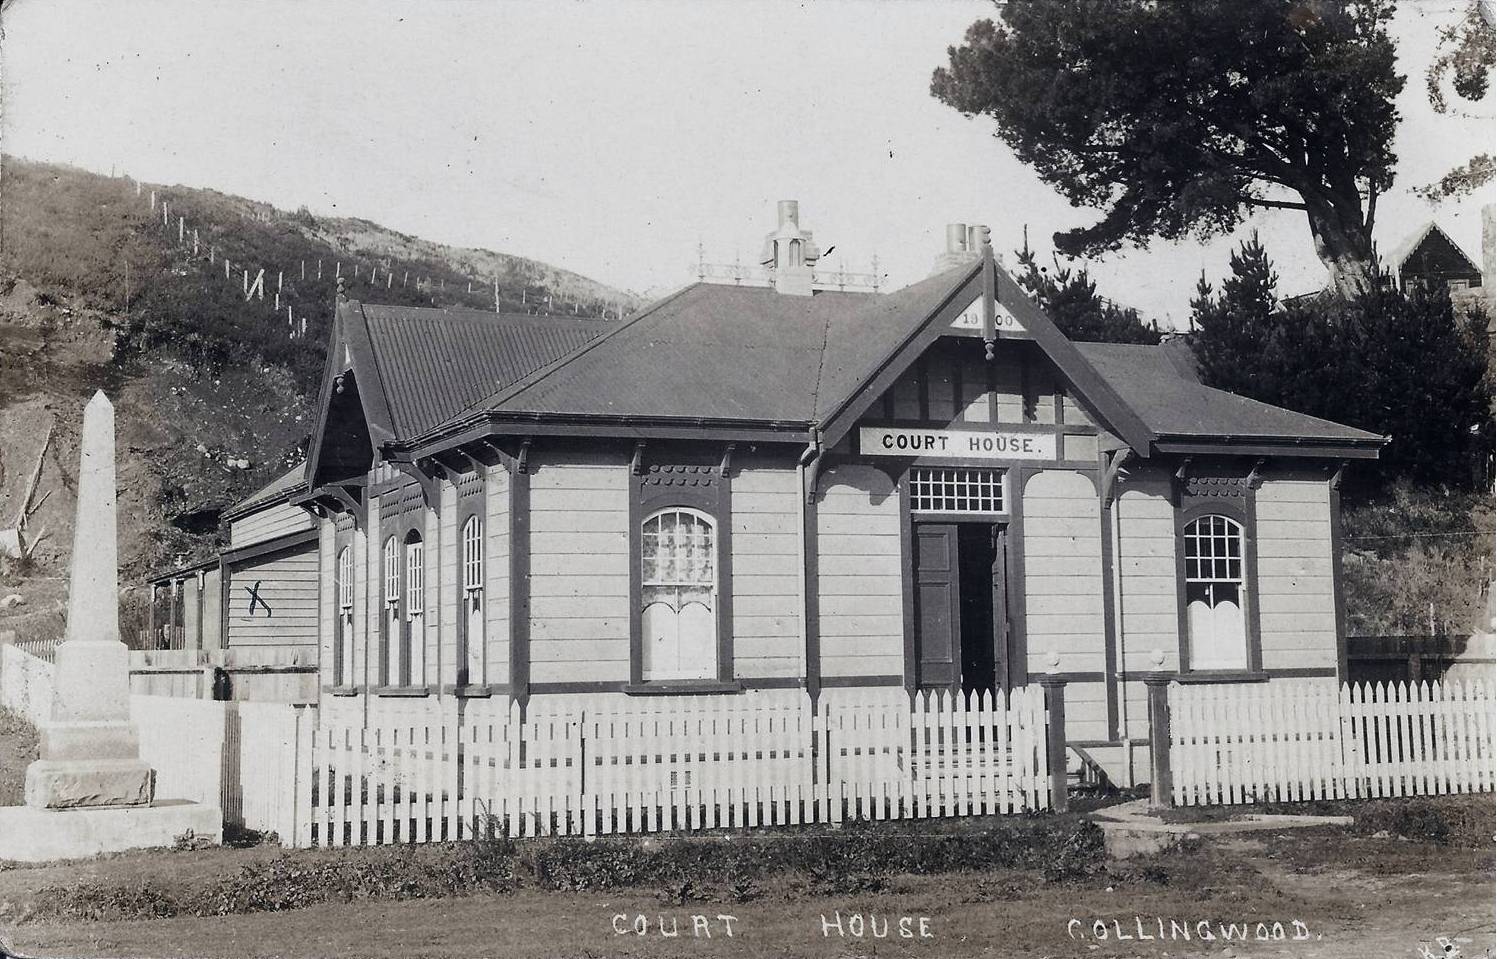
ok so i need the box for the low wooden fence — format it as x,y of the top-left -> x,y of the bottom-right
1160,679 -> 1493,807
297,686 -> 1056,847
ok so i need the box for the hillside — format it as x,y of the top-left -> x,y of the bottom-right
0,156 -> 638,643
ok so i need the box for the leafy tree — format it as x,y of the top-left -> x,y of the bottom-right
1418,0 -> 1494,201
1190,237 -> 1491,488
1012,241 -> 1158,343
932,0 -> 1403,298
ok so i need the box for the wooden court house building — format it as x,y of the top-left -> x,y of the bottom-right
293,203 -> 1384,782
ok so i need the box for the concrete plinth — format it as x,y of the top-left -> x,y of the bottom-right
0,800 -> 221,862
24,757 -> 154,809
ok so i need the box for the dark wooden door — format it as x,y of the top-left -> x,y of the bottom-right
914,523 -> 961,690
992,526 -> 1011,692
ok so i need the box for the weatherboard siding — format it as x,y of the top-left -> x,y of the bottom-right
1117,468 -> 1179,742
1254,475 -> 1338,671
438,480 -> 459,688
1022,469 -> 1107,742
485,466 -> 511,689
1116,470 -> 1180,674
422,487 -> 442,687
363,488 -> 382,689
230,500 -> 313,549
226,545 -> 319,651
318,519 -> 335,687
527,456 -> 630,685
730,466 -> 802,679
816,464 -> 903,679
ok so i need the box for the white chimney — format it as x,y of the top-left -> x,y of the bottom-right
759,200 -> 820,296
931,222 -> 982,276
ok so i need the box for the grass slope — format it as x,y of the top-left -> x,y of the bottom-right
0,156 -> 638,645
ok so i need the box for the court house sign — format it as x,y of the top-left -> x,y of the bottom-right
858,427 -> 1057,460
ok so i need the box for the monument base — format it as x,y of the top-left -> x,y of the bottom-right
0,800 -> 222,862
24,757 -> 154,809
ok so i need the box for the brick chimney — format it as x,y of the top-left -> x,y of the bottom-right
759,201 -> 820,296
931,223 -> 982,276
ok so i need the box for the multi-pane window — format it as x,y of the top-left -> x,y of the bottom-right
909,467 -> 1005,514
640,507 -> 717,681
336,546 -> 354,687
460,515 -> 484,685
381,536 -> 399,685
404,535 -> 425,686
1183,514 -> 1248,670
382,536 -> 399,604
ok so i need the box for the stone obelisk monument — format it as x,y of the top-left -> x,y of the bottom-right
0,392 -> 219,860
25,391 -> 155,807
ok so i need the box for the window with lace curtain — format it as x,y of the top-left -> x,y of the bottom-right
639,507 -> 718,681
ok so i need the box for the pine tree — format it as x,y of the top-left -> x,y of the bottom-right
1189,235 -> 1491,489
1188,233 -> 1280,397
1012,240 -> 1158,344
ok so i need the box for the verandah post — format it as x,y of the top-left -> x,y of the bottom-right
1038,676 -> 1068,813
1144,673 -> 1173,810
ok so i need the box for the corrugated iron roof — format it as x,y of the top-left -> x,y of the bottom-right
482,283 -> 875,424
356,305 -> 613,438
1074,342 -> 1384,444
321,266 -> 1380,459
224,461 -> 307,519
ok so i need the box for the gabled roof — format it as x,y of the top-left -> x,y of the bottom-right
355,303 -> 614,439
302,301 -> 614,490
1076,343 -> 1386,455
1386,222 -> 1481,276
303,258 -> 1383,473
223,461 -> 308,520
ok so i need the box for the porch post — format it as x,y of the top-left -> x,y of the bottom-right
1144,673 -> 1173,810
1038,676 -> 1068,813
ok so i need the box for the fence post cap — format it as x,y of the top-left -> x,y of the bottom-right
1037,675 -> 1067,689
1142,672 -> 1175,688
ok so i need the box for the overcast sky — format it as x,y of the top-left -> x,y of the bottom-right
2,0 -> 1490,325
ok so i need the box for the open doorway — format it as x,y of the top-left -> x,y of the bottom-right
913,522 -> 1009,693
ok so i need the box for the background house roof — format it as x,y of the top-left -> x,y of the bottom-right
1386,221 -> 1482,277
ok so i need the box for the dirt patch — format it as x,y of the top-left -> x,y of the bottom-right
0,706 -> 38,806
3,837 -> 1492,958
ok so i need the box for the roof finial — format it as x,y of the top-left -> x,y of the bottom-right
336,275 -> 347,302
977,226 -> 996,361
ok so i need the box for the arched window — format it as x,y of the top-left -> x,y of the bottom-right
1183,514 -> 1247,670
381,535 -> 399,685
640,507 -> 717,681
336,545 -> 354,687
404,531 -> 425,687
460,514 -> 484,685
789,238 -> 803,267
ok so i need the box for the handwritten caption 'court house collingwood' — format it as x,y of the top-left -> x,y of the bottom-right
859,426 -> 1057,460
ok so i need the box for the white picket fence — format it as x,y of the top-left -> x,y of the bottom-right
298,687 -> 1051,847
1169,680 -> 1494,806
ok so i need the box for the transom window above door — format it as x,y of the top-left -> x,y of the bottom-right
909,467 -> 1006,514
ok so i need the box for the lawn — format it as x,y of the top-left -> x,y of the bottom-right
0,795 -> 1491,958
